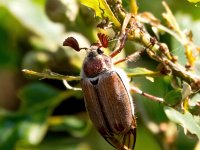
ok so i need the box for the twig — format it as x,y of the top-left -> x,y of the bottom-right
107,1 -> 200,91
130,86 -> 166,104
22,69 -> 81,81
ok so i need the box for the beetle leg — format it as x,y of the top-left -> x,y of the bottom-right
113,48 -> 145,65
63,80 -> 82,91
130,86 -> 166,104
109,33 -> 127,58
110,14 -> 132,58
121,13 -> 132,35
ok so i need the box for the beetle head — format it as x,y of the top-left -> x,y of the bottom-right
83,46 -> 112,78
63,33 -> 112,78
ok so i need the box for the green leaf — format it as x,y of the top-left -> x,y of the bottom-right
80,0 -> 121,27
0,106 -> 50,147
18,82 -> 79,112
49,115 -> 91,138
171,13 -> 200,66
130,0 -> 138,14
18,109 -> 49,145
0,116 -> 19,150
126,67 -> 160,77
0,82 -> 79,148
164,106 -> 200,139
16,82 -> 79,146
18,82 -> 60,111
187,0 -> 200,3
17,82 -> 82,144
164,89 -> 182,105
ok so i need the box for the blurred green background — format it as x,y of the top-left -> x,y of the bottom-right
0,0 -> 199,150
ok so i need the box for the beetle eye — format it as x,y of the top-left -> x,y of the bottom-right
97,48 -> 103,54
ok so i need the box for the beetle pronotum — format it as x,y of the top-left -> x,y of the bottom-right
63,32 -> 137,150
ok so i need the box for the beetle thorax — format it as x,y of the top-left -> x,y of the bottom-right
82,49 -> 112,78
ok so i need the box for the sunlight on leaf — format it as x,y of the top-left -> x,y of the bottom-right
130,0 -> 138,14
187,0 -> 200,3
126,67 -> 160,77
0,117 -> 18,150
19,119 -> 48,145
172,13 -> 200,66
182,82 -> 192,100
164,89 -> 182,105
49,115 -> 91,138
164,106 -> 200,139
80,0 -> 120,27
190,93 -> 200,106
61,0 -> 79,22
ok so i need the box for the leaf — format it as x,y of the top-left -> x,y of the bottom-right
130,0 -> 138,14
80,0 -> 121,27
0,116 -> 19,150
171,13 -> 200,66
164,89 -> 182,105
16,82 -> 79,146
182,82 -> 192,100
164,106 -> 200,139
190,93 -> 200,106
126,67 -> 160,77
18,109 -> 49,145
18,82 -> 79,112
0,86 -> 56,147
187,0 -> 200,3
49,115 -> 91,138
18,82 -> 60,111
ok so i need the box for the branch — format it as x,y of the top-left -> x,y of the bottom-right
22,69 -> 80,81
107,0 -> 200,91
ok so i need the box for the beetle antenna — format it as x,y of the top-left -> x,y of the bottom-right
97,33 -> 109,48
63,37 -> 87,51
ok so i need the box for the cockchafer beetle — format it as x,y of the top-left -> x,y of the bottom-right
63,32 -> 136,150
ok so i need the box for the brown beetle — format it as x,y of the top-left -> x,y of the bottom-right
63,33 -> 136,150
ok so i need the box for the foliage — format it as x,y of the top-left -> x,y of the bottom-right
0,0 -> 200,150
187,0 -> 200,3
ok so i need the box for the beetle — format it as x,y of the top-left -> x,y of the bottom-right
63,33 -> 137,150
